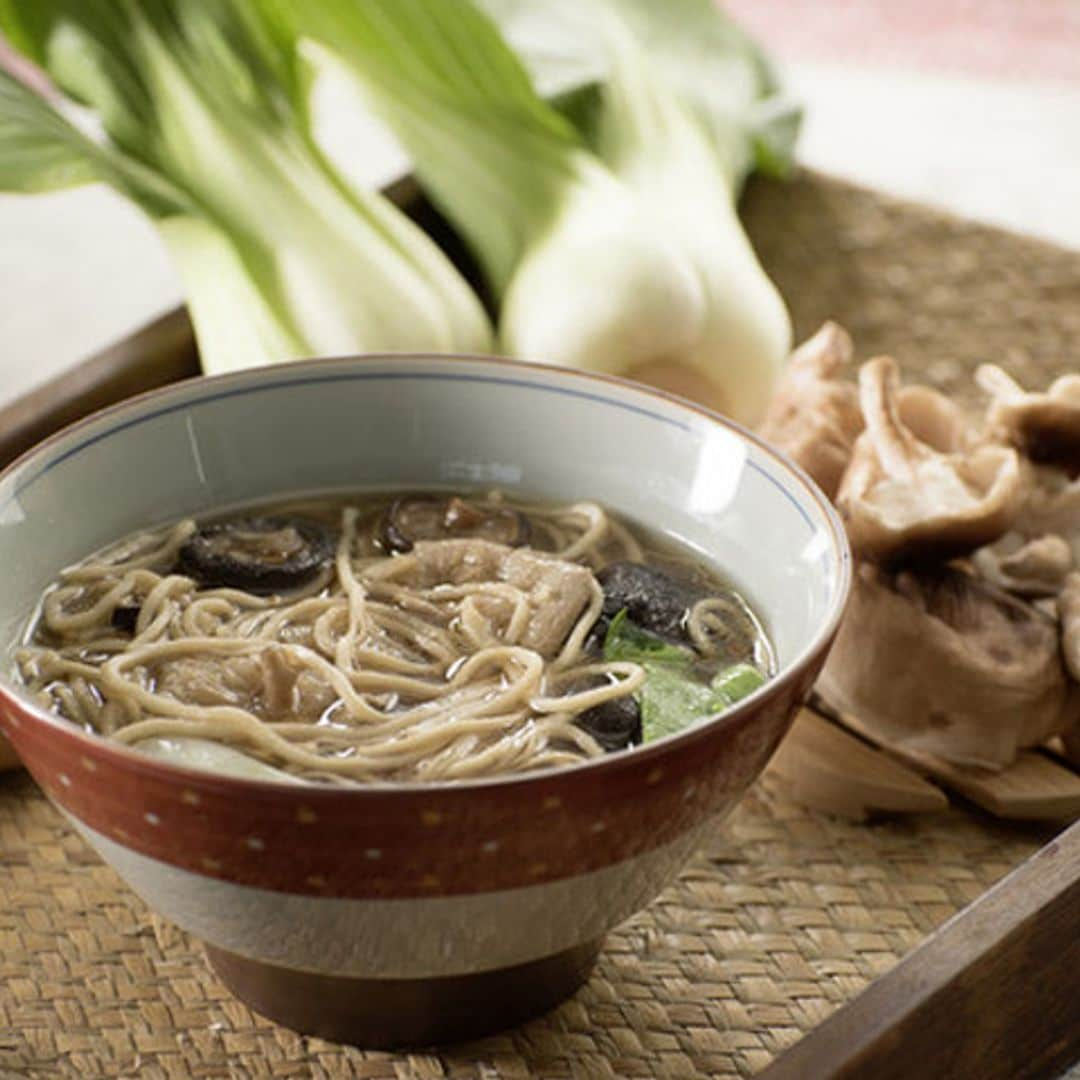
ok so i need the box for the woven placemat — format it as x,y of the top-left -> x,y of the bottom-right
744,171 -> 1080,401
0,768 -> 1054,1080
3,171 -> 1079,1078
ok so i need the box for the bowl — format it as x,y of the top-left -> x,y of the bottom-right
0,354 -> 850,1047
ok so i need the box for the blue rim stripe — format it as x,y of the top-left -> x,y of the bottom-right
3,369 -> 816,535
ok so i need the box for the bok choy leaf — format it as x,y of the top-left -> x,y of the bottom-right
603,609 -> 766,742
0,0 -> 492,373
478,0 -> 797,423
261,0 -> 714,404
477,0 -> 801,187
272,0 -> 795,425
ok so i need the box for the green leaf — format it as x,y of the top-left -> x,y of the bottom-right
0,1 -> 158,152
265,0 -> 594,292
0,66 -> 188,215
0,68 -> 102,192
476,0 -> 800,188
0,0 -> 493,362
637,664 -> 722,742
711,662 -> 766,706
602,609 -> 763,743
602,608 -> 694,667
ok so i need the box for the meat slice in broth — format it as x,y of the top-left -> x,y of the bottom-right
406,538 -> 595,657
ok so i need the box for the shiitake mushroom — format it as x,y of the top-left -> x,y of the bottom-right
594,561 -> 706,642
591,560 -> 764,667
177,516 -> 334,594
379,495 -> 531,554
574,694 -> 642,752
110,604 -> 141,635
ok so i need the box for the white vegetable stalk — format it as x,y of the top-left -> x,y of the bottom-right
488,142 -> 708,383
587,15 -> 792,424
275,0 -> 791,425
157,216 -> 305,375
134,736 -> 306,783
139,23 -> 489,364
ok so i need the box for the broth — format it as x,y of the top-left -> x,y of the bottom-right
16,492 -> 774,783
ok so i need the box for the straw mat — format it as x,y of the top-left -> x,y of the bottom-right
0,768 -> 1055,1079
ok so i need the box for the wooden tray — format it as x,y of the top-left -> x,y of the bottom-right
1,171 -> 1079,1078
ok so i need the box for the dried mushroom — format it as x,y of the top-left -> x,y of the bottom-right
1057,574 -> 1080,769
977,364 -> 1080,470
896,383 -> 971,453
972,532 -> 1073,598
178,517 -> 334,594
379,495 -> 531,554
595,561 -> 710,644
1059,572 -> 1080,684
1008,467 -> 1080,567
817,562 -> 1072,770
837,357 -> 1023,564
574,695 -> 642,753
757,322 -> 863,499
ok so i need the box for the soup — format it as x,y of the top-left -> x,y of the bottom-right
15,492 -> 774,783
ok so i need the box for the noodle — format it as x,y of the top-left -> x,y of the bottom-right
15,493 -> 768,783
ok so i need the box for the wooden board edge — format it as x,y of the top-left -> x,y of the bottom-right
832,711 -> 1080,823
766,708 -> 949,819
0,307 -> 200,470
758,817 -> 1080,1080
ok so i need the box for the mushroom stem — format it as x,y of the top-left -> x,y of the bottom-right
757,322 -> 863,501
859,357 -> 923,482
975,363 -> 1025,403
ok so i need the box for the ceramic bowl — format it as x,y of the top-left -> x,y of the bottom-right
0,355 -> 850,1047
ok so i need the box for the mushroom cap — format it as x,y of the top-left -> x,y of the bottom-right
973,531 -> 1074,598
897,384 -> 972,454
817,561 -> 1072,770
758,322 -> 864,500
838,357 -> 1023,564
977,363 -> 1080,471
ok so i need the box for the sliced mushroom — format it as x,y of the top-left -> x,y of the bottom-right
977,363 -> 1080,470
595,561 -> 706,643
837,357 -> 1023,564
817,561 -> 1072,769
758,322 -> 864,499
593,560 -> 764,666
972,532 -> 1073,598
379,495 -> 531,554
177,516 -> 334,594
575,695 -> 642,752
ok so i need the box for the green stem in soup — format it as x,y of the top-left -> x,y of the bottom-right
603,609 -> 765,742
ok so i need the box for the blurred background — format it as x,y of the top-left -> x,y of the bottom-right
2,0 -> 1079,403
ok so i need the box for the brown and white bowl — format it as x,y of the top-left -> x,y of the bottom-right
0,355 -> 850,1046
